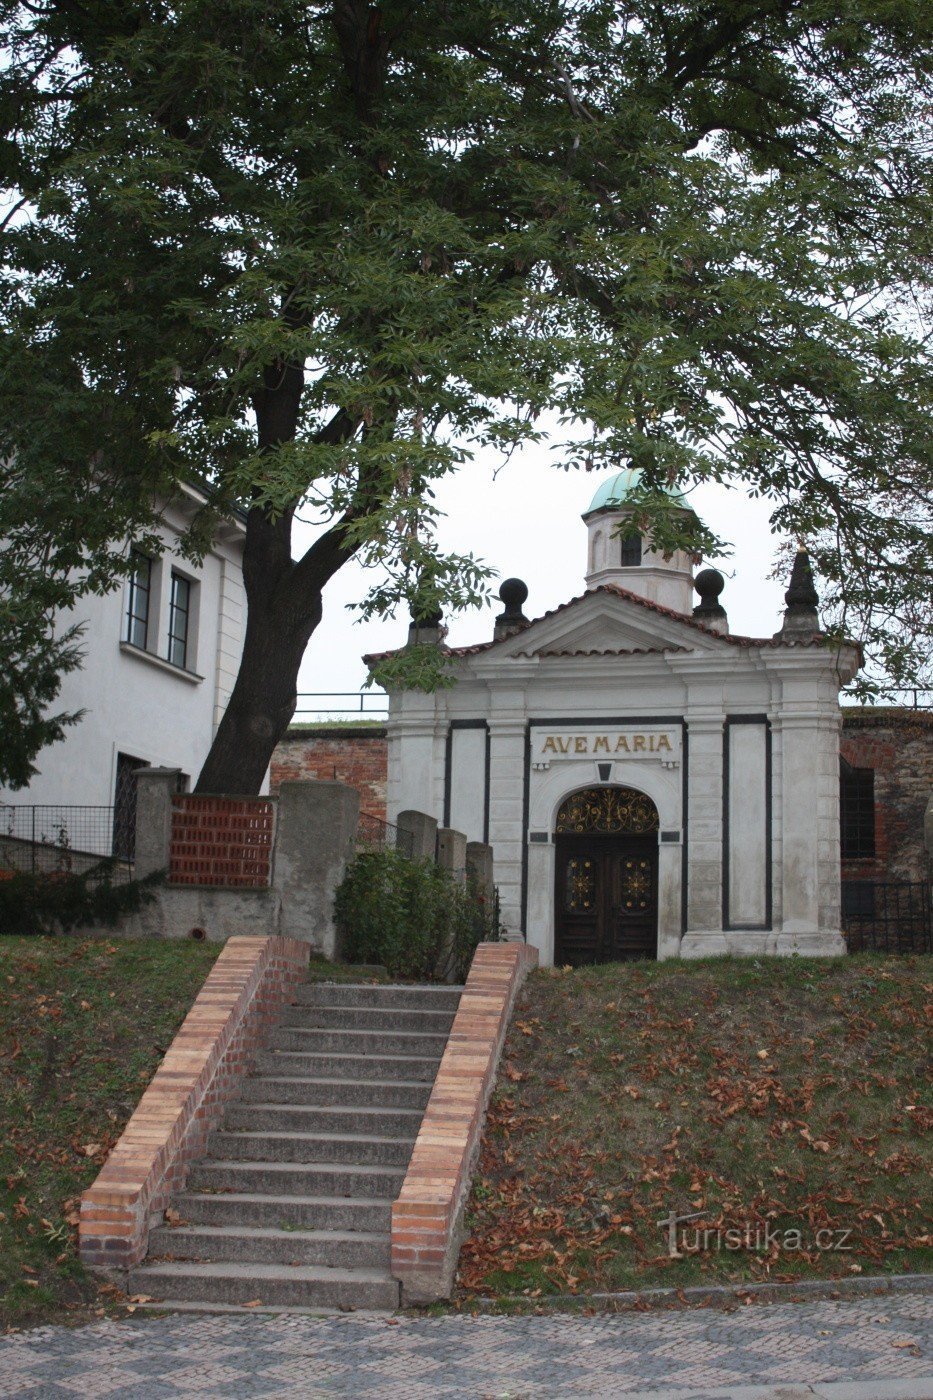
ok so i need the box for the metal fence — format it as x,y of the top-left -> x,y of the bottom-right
0,805 -> 133,883
841,688 -> 932,711
294,691 -> 389,722
355,812 -> 414,858
842,880 -> 932,954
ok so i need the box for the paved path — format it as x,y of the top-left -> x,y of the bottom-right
0,1292 -> 930,1398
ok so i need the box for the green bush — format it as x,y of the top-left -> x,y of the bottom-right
0,863 -> 162,936
334,848 -> 496,981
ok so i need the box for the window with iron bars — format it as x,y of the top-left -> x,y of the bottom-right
840,758 -> 875,860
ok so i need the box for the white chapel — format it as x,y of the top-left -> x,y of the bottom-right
373,471 -> 860,966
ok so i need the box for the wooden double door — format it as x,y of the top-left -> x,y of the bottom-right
555,834 -> 658,965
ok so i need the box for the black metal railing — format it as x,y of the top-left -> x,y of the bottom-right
842,879 -> 932,954
294,691 -> 389,721
841,688 -> 932,711
355,812 -> 414,858
0,805 -> 133,882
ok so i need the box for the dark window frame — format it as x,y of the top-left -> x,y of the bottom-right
167,571 -> 192,670
620,533 -> 643,567
124,550 -> 152,649
840,758 -> 876,860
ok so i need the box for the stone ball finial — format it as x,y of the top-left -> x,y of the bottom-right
694,568 -> 725,605
498,577 -> 529,617
692,567 -> 728,630
494,577 -> 529,639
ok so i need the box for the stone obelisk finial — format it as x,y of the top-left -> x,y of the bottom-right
779,547 -> 821,637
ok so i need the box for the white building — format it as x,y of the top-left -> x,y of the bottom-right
1,483 -> 247,856
375,471 -> 860,965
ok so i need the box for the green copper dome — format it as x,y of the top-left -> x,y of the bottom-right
585,468 -> 689,515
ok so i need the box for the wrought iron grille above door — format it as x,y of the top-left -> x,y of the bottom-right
554,787 -> 660,965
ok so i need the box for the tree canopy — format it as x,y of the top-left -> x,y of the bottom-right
1,0 -> 931,791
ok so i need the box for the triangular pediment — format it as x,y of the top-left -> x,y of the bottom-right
491,587 -> 733,658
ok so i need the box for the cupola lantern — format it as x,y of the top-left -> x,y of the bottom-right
582,468 -> 699,615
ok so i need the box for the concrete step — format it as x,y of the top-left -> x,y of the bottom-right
224,1102 -> 424,1137
280,1004 -> 456,1034
294,983 -> 463,1010
175,1192 -> 393,1233
255,1050 -> 442,1082
208,1130 -> 415,1168
270,1026 -> 450,1057
187,1159 -> 406,1199
238,1075 -> 433,1109
127,1259 -> 399,1311
148,1223 -> 391,1270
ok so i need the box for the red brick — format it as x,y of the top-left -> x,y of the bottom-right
270,730 -> 388,820
841,710 -> 933,885
390,942 -> 537,1303
79,935 -> 308,1272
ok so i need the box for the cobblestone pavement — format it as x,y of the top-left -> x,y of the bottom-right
0,1292 -> 930,1399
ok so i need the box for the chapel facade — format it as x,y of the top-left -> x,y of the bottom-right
368,472 -> 861,966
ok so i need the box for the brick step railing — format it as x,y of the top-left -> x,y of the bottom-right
81,940 -> 536,1308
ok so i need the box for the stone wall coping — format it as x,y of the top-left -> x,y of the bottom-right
391,940 -> 538,1303
79,935 -> 309,1270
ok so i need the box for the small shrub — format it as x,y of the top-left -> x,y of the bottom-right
335,848 -> 496,981
0,863 -> 162,935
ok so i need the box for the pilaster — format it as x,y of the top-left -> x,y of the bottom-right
681,711 -> 725,955
486,700 -> 528,935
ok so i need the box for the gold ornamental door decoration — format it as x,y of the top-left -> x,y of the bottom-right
555,786 -> 659,835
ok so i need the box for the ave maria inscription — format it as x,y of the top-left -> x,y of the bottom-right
535,729 -> 680,759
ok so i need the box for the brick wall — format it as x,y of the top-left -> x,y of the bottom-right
79,935 -> 309,1270
391,941 -> 538,1304
841,709 -> 933,883
271,727 -> 388,820
169,794 -> 275,887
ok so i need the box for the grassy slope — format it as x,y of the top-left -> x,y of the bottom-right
460,955 -> 932,1298
0,935 -> 219,1330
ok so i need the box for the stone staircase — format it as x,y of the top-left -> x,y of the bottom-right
127,979 -> 462,1311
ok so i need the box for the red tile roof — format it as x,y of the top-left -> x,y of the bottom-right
363,584 -> 835,664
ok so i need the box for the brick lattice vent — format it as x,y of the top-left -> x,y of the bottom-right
79,936 -> 309,1271
169,794 -> 275,887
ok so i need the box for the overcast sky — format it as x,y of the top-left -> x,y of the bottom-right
292,443 -> 789,714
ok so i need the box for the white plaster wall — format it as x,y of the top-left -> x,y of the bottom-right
0,503 -> 246,816
682,715 -> 725,949
583,506 -> 696,614
390,725 -> 443,824
816,710 -> 844,934
448,726 -> 487,842
727,722 -> 768,927
486,718 -> 526,932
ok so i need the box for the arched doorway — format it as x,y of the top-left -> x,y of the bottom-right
554,786 -> 659,965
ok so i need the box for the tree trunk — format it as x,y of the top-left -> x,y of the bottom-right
193,594 -> 320,795
194,319 -> 363,794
